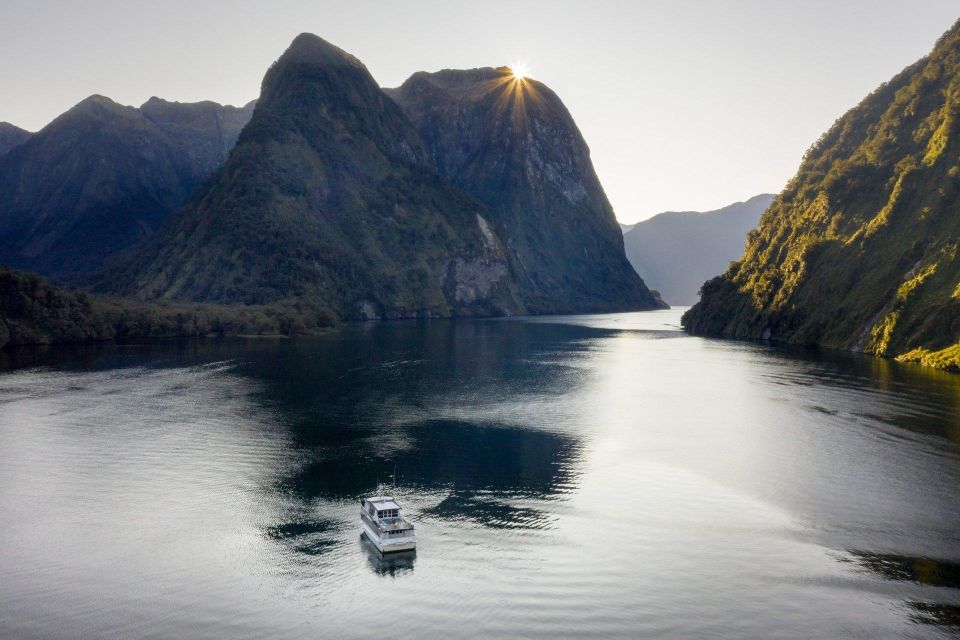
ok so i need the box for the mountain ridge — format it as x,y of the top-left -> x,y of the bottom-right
0,94 -> 255,278
622,194 -> 774,305
0,122 -> 32,158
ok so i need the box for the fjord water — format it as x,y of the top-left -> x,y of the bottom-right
1,309 -> 958,639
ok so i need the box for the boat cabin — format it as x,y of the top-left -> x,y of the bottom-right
363,496 -> 402,521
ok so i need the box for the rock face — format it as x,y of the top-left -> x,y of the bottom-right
0,123 -> 31,159
139,97 -> 256,178
623,194 -> 774,305
683,20 -> 960,366
0,96 -> 254,278
386,68 -> 664,313
102,34 -> 524,318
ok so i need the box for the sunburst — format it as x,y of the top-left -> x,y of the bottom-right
510,62 -> 530,82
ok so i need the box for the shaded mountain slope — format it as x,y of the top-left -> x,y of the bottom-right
0,96 -> 254,278
0,123 -> 31,159
101,34 -> 524,319
386,68 -> 664,312
683,20 -> 960,370
623,194 -> 773,305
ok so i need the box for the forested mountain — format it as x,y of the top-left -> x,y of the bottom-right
622,194 -> 773,305
387,68 -> 663,313
683,20 -> 960,371
0,96 -> 254,278
100,35 -> 663,318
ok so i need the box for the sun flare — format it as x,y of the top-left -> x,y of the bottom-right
511,63 -> 530,81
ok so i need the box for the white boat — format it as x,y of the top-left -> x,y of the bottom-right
360,490 -> 416,553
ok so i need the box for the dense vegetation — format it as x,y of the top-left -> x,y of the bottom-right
0,96 -> 254,278
0,267 -> 334,350
622,195 -> 773,305
683,20 -> 960,371
387,68 -> 664,312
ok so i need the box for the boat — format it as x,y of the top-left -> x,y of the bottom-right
360,489 -> 416,553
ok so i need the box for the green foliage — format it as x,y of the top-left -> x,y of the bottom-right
0,267 -> 335,350
895,343 -> 960,372
683,19 -> 960,372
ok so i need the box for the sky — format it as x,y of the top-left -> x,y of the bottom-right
1,1 -> 958,223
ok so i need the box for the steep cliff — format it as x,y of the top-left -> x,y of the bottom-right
387,67 -> 664,312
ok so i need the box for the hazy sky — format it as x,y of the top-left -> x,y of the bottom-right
1,1 -> 957,222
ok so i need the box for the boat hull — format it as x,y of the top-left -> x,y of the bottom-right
361,519 -> 416,553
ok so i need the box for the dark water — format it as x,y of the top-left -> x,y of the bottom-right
1,309 -> 959,639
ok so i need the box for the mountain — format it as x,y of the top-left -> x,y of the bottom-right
139,97 -> 256,177
0,96 -> 254,279
100,34 -> 526,318
622,194 -> 774,305
101,35 -> 662,318
386,68 -> 664,313
683,20 -> 960,371
0,123 -> 31,159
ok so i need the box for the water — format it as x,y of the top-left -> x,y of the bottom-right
1,309 -> 958,638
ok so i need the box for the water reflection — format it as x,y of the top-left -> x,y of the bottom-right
907,602 -> 960,629
842,551 -> 960,631
2,311 -> 960,638
422,492 -> 555,530
281,420 -> 579,499
843,551 -> 960,589
360,539 -> 417,577
266,518 -> 341,556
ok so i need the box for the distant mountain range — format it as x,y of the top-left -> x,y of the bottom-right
621,194 -> 774,305
0,97 -> 254,278
684,19 -> 960,371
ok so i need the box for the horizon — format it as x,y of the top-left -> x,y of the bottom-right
1,0 -> 958,222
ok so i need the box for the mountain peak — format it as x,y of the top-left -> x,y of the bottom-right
389,67 -> 664,312
279,33 -> 365,70
62,94 -> 137,122
76,94 -> 120,108
0,122 -> 32,159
